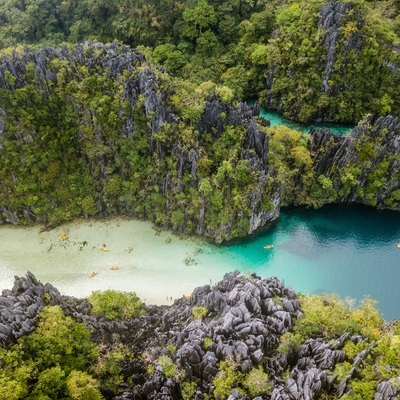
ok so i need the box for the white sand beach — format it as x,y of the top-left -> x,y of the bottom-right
0,218 -> 230,305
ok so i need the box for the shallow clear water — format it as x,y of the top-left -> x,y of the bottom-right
259,108 -> 354,135
0,205 -> 399,320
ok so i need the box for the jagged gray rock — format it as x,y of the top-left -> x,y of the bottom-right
0,271 -> 398,400
319,2 -> 353,94
309,115 -> 400,209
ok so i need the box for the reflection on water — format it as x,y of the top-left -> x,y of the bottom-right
0,205 -> 399,320
222,205 -> 400,320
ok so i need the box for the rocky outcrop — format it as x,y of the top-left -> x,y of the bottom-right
319,1 -> 349,93
319,1 -> 364,95
0,272 -> 164,355
375,377 -> 400,400
198,99 -> 261,138
263,0 -> 400,123
0,42 -> 399,242
309,115 -> 400,209
2,272 -> 397,400
0,42 -> 277,243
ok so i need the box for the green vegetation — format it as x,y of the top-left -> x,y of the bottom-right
281,293 -> 400,400
192,306 -> 209,319
1,0 -> 399,398
291,293 -> 383,341
0,289 -> 399,399
0,43 -> 398,240
88,289 -> 144,321
0,0 -> 399,241
0,0 -> 399,123
213,360 -> 244,398
203,336 -> 213,349
157,355 -> 177,378
212,362 -> 272,399
181,380 -> 197,400
0,306 -> 102,399
261,0 -> 400,122
66,371 -> 103,400
243,367 -> 272,397
91,343 -> 130,391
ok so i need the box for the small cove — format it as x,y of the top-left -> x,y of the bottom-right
0,109 -> 394,319
0,205 -> 399,320
259,107 -> 354,134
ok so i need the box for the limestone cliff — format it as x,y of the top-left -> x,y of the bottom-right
0,42 -> 277,242
263,0 -> 400,123
0,42 -> 399,243
309,115 -> 400,209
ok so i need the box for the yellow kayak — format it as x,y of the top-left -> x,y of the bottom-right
61,231 -> 67,240
264,245 -> 274,249
109,266 -> 120,270
397,243 -> 400,249
88,271 -> 98,278
99,247 -> 108,251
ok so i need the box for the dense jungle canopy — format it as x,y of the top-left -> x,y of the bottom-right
1,0 -> 400,123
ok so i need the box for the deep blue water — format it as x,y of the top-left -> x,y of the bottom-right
215,205 -> 400,320
259,108 -> 354,134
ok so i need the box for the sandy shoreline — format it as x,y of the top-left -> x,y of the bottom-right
0,217 -> 229,305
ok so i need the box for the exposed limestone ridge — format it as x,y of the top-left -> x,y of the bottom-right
375,377 -> 400,400
198,98 -> 260,137
0,43 -> 275,242
309,114 -> 400,208
0,41 -> 144,93
319,1 -> 350,93
1,272 -> 396,400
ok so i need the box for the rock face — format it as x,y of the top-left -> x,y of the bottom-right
1,272 -> 398,400
0,42 -> 399,242
263,0 -> 400,123
318,1 -> 364,96
0,272 -> 164,354
0,42 -> 278,242
309,115 -> 400,209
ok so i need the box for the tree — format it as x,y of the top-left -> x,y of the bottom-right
182,0 -> 217,39
21,306 -> 99,373
88,290 -> 144,321
67,370 -> 103,400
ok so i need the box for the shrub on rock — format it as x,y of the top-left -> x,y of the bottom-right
88,290 -> 144,321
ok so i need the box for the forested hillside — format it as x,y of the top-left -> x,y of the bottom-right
0,1 -> 399,239
0,41 -> 399,241
1,1 -> 400,399
1,0 -> 400,123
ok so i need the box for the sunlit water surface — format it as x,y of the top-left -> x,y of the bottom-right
0,205 -> 399,320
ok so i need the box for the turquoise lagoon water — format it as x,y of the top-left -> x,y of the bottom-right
2,205 -> 398,320
213,205 -> 400,321
259,107 -> 354,135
